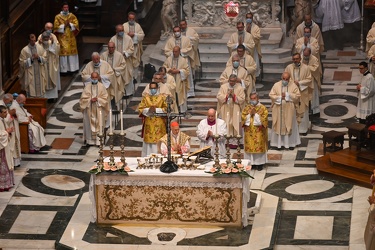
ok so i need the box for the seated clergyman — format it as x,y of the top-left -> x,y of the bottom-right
159,121 -> 190,155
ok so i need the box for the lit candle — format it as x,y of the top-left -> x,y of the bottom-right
109,109 -> 112,133
120,110 -> 123,134
99,110 -> 103,135
226,111 -> 229,135
215,111 -> 218,136
237,111 -> 240,136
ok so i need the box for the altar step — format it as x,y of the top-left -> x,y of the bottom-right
315,148 -> 374,189
144,26 -> 290,81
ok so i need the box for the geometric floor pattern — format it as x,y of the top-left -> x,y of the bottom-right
0,47 -> 371,249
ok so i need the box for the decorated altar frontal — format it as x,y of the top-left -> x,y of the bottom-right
89,158 -> 251,227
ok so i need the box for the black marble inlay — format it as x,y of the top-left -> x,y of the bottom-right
294,163 -> 316,168
82,223 -> 252,246
264,174 -> 353,201
157,232 -> 176,241
295,150 -> 306,160
324,105 -> 349,117
0,205 -> 76,241
22,169 -> 90,196
179,226 -> 251,246
276,210 -> 350,246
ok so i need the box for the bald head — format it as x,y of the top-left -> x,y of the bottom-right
16,94 -> 26,105
108,42 -> 115,54
281,72 -> 290,81
172,46 -> 181,58
207,108 -> 216,123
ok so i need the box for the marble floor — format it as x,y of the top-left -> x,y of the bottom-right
0,47 -> 372,250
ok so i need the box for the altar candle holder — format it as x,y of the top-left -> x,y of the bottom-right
236,134 -> 242,164
183,156 -> 188,170
120,132 -> 127,166
108,132 -> 115,166
225,134 -> 231,165
97,133 -> 105,168
213,134 -> 221,168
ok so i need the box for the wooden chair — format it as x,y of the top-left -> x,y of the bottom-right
19,98 -> 47,153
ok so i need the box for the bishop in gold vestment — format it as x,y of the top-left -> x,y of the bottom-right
53,3 -> 79,72
138,83 -> 167,157
242,92 -> 268,170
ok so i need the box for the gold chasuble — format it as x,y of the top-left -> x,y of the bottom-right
241,104 -> 268,153
53,12 -> 79,56
138,95 -> 167,143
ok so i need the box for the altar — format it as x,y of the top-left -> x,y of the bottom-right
89,158 -> 251,227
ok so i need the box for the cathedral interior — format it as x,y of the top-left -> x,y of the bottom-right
0,0 -> 375,249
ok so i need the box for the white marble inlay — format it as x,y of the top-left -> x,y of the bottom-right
41,175 -> 85,190
294,216 -> 333,240
9,210 -> 57,234
285,180 -> 334,195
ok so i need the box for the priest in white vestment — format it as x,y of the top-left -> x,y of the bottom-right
18,34 -> 48,98
245,13 -> 262,77
13,94 -> 46,153
180,20 -> 200,71
269,72 -> 301,149
227,22 -> 255,56
357,61 -> 375,124
221,54 -> 252,103
165,26 -> 195,98
110,25 -> 135,97
100,42 -> 127,106
295,14 -> 325,53
217,74 -> 246,147
302,48 -> 322,115
1,94 -> 21,165
80,72 -> 109,146
39,31 -> 60,100
196,108 -> 227,158
0,105 -> 14,192
285,53 -> 313,135
163,46 -> 190,113
123,12 -> 145,69
294,27 -> 321,60
81,52 -> 114,128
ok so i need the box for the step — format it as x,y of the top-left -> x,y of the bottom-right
329,148 -> 374,174
357,150 -> 375,165
316,154 -> 372,189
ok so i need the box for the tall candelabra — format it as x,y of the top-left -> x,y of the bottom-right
235,134 -> 242,164
108,132 -> 115,166
225,134 -> 232,165
213,134 -> 221,168
97,133 -> 105,168
120,131 -> 126,166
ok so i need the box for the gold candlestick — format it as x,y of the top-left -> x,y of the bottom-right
225,134 -> 231,165
213,134 -> 221,168
120,132 -> 127,166
236,134 -> 242,164
97,133 -> 105,169
108,132 -> 115,166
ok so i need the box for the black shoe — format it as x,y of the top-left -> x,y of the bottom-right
257,165 -> 264,171
300,133 -> 307,136
289,147 -> 295,150
40,145 -> 52,151
133,78 -> 137,84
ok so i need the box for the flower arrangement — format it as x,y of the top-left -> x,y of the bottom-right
206,161 -> 253,178
89,162 -> 133,175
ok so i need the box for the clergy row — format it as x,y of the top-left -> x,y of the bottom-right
0,93 -> 47,192
18,2 -> 81,100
